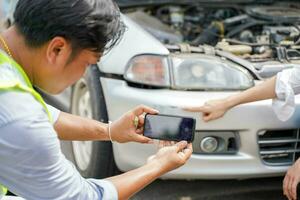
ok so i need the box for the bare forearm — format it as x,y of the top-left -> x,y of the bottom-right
107,161 -> 164,200
54,112 -> 109,141
225,76 -> 277,109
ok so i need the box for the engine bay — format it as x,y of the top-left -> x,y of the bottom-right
124,2 -> 300,66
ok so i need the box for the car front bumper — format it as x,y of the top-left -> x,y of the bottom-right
101,77 -> 300,179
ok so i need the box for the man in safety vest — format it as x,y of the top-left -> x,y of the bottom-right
0,0 -> 193,199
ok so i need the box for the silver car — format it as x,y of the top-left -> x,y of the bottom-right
0,0 -> 15,30
7,0 -> 300,180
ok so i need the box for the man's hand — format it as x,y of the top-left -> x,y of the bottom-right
107,141 -> 192,199
110,105 -> 159,143
184,99 -> 231,122
147,141 -> 193,173
283,159 -> 300,200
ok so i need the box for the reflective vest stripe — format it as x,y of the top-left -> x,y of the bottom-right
0,185 -> 7,198
0,52 -> 32,87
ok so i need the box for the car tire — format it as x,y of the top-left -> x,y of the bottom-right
70,65 -> 119,179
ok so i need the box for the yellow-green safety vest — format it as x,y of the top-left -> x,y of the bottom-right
0,51 -> 53,198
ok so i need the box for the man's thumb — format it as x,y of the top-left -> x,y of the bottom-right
134,134 -> 152,143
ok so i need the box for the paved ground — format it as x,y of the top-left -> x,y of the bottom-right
132,177 -> 284,200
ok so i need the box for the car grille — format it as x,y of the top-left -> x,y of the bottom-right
258,129 -> 300,166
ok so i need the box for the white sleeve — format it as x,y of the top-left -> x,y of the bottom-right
46,104 -> 61,124
272,66 -> 300,121
89,179 -> 119,200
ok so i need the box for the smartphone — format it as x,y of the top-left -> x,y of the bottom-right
143,114 -> 196,142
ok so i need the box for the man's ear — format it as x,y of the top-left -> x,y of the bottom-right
46,37 -> 71,66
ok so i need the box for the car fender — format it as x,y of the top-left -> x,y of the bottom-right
98,14 -> 169,75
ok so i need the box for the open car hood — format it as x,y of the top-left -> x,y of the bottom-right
116,0 -> 275,7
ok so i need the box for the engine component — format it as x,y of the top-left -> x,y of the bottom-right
241,49 -> 273,62
223,14 -> 249,26
216,40 -> 252,55
276,47 -> 288,62
256,35 -> 270,45
169,6 -> 184,29
246,6 -> 300,22
287,49 -> 300,60
239,30 -> 254,43
263,26 -> 300,44
127,11 -> 183,44
192,21 -> 224,46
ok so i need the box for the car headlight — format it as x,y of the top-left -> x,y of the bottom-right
124,55 -> 170,87
124,54 -> 254,90
172,55 -> 254,90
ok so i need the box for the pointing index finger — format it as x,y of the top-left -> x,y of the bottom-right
183,106 -> 208,113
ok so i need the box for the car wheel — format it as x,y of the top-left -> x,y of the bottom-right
71,65 -> 118,178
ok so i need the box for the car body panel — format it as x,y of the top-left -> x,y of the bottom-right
99,15 -> 169,75
100,77 -> 300,179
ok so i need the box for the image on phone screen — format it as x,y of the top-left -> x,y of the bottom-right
144,114 -> 195,142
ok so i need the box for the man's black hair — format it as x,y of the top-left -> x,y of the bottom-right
14,0 -> 125,53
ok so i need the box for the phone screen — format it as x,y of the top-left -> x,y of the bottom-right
144,114 -> 195,142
